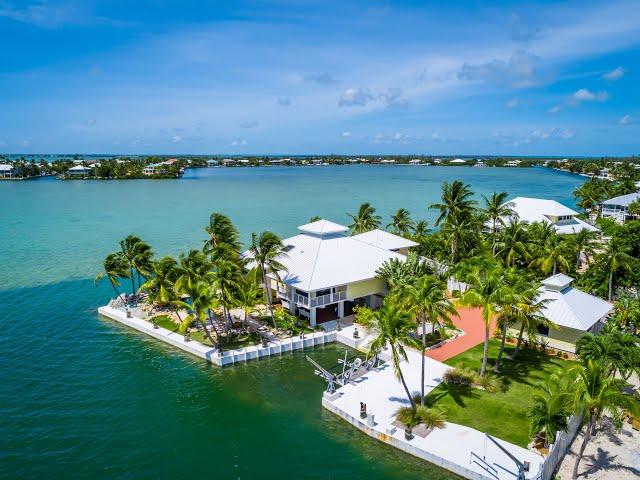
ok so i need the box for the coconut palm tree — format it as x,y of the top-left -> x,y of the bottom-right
210,258 -> 242,330
576,331 -> 640,381
429,180 -> 477,227
568,360 -> 640,479
347,202 -> 381,234
376,251 -> 430,290
94,252 -> 130,297
387,208 -> 414,236
530,232 -> 570,275
368,301 -> 421,408
566,228 -> 598,272
235,276 -> 262,328
309,215 -> 321,222
203,212 -> 241,262
482,192 -> 514,255
174,281 -> 219,346
140,256 -> 179,307
598,237 -> 634,301
528,374 -> 572,447
174,249 -> 212,293
119,235 -> 153,295
495,218 -> 530,268
459,262 -> 510,377
249,231 -> 287,318
403,275 -> 457,405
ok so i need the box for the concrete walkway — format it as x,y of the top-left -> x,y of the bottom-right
427,307 -> 496,362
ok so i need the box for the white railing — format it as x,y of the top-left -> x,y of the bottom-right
310,291 -> 347,307
294,293 -> 309,306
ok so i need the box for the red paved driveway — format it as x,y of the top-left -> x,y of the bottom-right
426,307 -> 496,362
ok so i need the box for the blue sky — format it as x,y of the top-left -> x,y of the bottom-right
1,0 -> 639,156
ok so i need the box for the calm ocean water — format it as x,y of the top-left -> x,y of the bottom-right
0,166 -> 584,479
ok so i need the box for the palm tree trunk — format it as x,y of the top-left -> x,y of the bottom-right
421,310 -> 426,406
393,345 -> 416,409
510,323 -> 525,360
202,311 -> 218,348
262,266 -> 274,318
553,258 -> 557,275
608,271 -> 614,301
480,323 -> 490,377
494,317 -> 509,372
572,417 -> 595,480
576,251 -> 581,271
130,267 -> 136,296
492,219 -> 497,256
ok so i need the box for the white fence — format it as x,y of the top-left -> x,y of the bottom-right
537,413 -> 583,480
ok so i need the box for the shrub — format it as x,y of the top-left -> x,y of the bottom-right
477,373 -> 503,393
353,304 -> 375,327
443,367 -> 477,387
395,406 -> 420,428
395,405 -> 447,429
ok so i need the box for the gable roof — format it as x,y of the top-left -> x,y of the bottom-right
602,192 -> 640,208
352,229 -> 418,251
537,275 -> 613,331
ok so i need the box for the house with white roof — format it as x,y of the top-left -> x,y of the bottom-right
67,165 -> 92,176
511,274 -> 613,352
449,158 -> 466,164
247,219 -> 416,326
600,191 -> 640,223
505,159 -> 521,167
498,197 -> 599,235
0,164 -> 16,178
207,159 -> 219,167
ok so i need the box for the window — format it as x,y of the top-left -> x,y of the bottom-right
537,324 -> 549,336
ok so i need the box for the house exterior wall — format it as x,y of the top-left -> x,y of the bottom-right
347,277 -> 385,300
394,247 -> 410,256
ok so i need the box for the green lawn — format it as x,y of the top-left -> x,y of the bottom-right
150,315 -> 261,349
426,340 -> 575,447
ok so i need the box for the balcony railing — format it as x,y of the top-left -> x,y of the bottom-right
294,293 -> 309,306
309,291 -> 347,307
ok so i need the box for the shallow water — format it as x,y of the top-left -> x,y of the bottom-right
0,165 -> 583,479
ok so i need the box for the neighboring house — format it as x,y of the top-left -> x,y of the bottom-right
505,160 -> 521,167
511,274 -> 613,352
600,192 -> 640,223
246,219 -> 414,326
207,159 -> 219,167
474,160 -> 485,167
409,159 -> 421,165
498,197 -> 599,234
0,164 -> 16,178
67,165 -> 92,176
222,159 -> 236,166
449,158 -> 466,164
143,163 -> 163,175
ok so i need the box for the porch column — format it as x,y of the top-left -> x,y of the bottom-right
310,307 -> 317,326
337,301 -> 344,319
288,288 -> 296,313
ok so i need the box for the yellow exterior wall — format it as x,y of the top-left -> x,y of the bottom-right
347,278 -> 385,299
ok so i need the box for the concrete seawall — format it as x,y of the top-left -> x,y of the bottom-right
98,305 -> 336,366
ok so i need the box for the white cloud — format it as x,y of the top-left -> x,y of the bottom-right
341,131 -> 352,137
603,66 -> 624,81
505,98 -> 519,108
431,132 -> 444,141
339,87 -> 375,107
549,104 -> 562,113
171,135 -> 182,143
619,114 -> 633,125
230,138 -> 247,146
570,88 -> 608,104
458,50 -> 540,88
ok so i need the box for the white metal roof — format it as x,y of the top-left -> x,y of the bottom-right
0,164 -> 13,171
297,219 -> 349,236
503,197 -> 599,234
602,192 -> 640,208
68,165 -> 91,171
253,220 -> 406,292
537,275 -> 612,331
352,229 -> 418,251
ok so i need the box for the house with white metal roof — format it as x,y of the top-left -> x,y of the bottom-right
0,164 -> 16,178
499,197 -> 599,234
600,191 -> 640,223
67,165 -> 92,176
511,274 -> 613,352
248,219 -> 415,326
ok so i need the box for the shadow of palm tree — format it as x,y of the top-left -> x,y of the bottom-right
427,382 -> 480,408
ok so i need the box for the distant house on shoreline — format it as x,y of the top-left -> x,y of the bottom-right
67,165 -> 92,176
0,164 -> 16,178
600,191 -> 640,223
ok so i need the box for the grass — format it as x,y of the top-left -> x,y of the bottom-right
149,315 -> 261,349
425,339 -> 576,447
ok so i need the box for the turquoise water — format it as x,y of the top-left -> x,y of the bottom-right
0,166 -> 584,479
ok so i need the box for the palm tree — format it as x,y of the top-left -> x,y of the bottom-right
174,281 -> 219,346
566,229 -> 598,272
429,180 -> 476,227
387,208 -> 414,236
576,331 -> 640,381
376,251 -> 430,290
210,258 -> 242,331
203,212 -> 241,262
403,275 -> 457,405
459,262 -> 510,377
94,252 -> 129,297
249,231 -> 287,318
528,374 -> 572,447
568,360 -> 640,479
531,232 -> 570,275
235,276 -> 262,328
509,295 -> 553,360
119,235 -> 153,295
347,202 -> 381,234
482,192 -> 514,255
174,249 -> 212,293
495,218 -> 530,268
309,215 -> 321,222
598,237 -> 634,301
140,256 -> 179,307
368,301 -> 421,408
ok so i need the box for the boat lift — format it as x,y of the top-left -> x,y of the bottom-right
306,350 -> 380,393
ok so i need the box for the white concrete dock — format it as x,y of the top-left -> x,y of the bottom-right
322,341 -> 544,480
